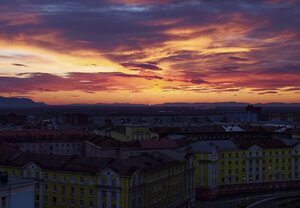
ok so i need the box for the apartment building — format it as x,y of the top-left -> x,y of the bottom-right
191,138 -> 300,199
0,146 -> 195,208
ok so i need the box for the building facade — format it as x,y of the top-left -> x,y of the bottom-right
0,151 -> 194,208
191,139 -> 300,199
0,173 -> 36,208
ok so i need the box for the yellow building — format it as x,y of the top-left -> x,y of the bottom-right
191,138 -> 300,199
110,125 -> 154,141
0,144 -> 194,208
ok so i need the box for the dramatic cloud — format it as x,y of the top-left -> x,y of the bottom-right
0,0 -> 299,103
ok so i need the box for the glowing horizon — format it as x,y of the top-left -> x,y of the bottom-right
0,0 -> 299,104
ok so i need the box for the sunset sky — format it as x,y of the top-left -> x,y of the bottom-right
0,0 -> 299,104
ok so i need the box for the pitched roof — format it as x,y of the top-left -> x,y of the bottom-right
233,138 -> 291,149
139,139 -> 178,149
1,150 -> 180,175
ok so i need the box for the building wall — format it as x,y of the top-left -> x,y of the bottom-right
195,144 -> 300,200
0,159 -> 194,208
0,182 -> 35,208
16,142 -> 83,156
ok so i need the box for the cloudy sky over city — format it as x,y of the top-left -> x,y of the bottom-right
0,0 -> 299,104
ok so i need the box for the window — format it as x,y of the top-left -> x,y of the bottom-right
101,176 -> 106,185
62,186 -> 65,194
80,177 -> 84,184
88,179 -> 94,185
102,191 -> 107,198
89,201 -> 94,208
52,174 -> 57,181
111,178 -> 117,187
70,199 -> 74,206
80,200 -> 84,207
44,184 -> 48,191
89,189 -> 93,196
61,175 -> 66,182
62,197 -> 66,205
52,185 -> 57,192
44,195 -> 48,203
70,176 -> 75,183
71,187 -> 75,194
80,188 -> 84,195
36,194 -> 39,201
44,173 -> 48,180
112,191 -> 116,200
1,197 -> 6,208
53,197 -> 57,204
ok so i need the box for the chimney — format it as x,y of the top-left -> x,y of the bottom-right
0,172 -> 8,185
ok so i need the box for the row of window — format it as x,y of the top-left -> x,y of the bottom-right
221,166 -> 298,174
221,173 -> 298,183
221,158 -> 297,166
221,150 -> 299,158
43,173 -> 93,185
42,195 -> 94,208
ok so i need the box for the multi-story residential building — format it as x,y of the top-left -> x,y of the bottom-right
101,125 -> 155,141
191,138 -> 300,199
0,146 -> 195,208
0,172 -> 36,208
17,140 -> 84,155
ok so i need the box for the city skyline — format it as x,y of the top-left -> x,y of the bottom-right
0,0 -> 300,104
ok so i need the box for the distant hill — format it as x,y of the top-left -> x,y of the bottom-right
1,96 -> 300,109
0,97 -> 46,108
158,102 -> 300,108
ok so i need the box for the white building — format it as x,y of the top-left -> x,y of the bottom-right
0,173 -> 36,208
